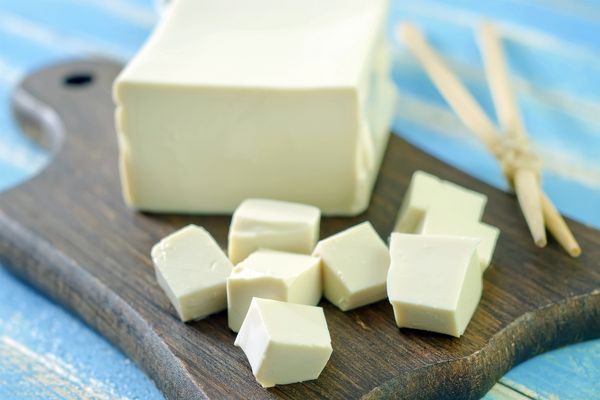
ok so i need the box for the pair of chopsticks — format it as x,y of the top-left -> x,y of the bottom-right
398,23 -> 581,257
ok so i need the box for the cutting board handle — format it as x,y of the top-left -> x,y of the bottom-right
11,60 -> 121,154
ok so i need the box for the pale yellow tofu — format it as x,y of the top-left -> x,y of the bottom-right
114,0 -> 394,215
394,171 -> 487,233
235,298 -> 332,388
313,221 -> 390,311
228,198 -> 320,264
418,204 -> 500,271
151,225 -> 233,321
227,249 -> 321,332
394,171 -> 442,233
387,233 -> 482,337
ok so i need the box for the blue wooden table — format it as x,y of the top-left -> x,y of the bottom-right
0,1 -> 598,398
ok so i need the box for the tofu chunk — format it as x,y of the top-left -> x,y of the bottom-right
151,225 -> 233,321
235,298 -> 333,387
227,249 -> 321,332
313,222 -> 390,311
228,199 -> 320,264
387,233 -> 482,337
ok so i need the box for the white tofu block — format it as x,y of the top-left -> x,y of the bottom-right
394,171 -> 487,233
151,225 -> 233,321
235,298 -> 332,388
114,0 -> 395,216
418,204 -> 500,271
313,222 -> 390,311
228,199 -> 320,264
387,233 -> 482,337
227,249 -> 321,332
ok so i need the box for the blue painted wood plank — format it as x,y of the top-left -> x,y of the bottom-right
485,383 -> 531,400
0,264 -> 163,399
0,0 -> 153,59
501,340 -> 600,399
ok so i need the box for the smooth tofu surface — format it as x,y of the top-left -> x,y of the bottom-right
119,0 -> 386,87
394,171 -> 441,233
151,225 -> 233,321
418,204 -> 500,271
114,0 -> 394,215
440,180 -> 488,221
394,171 -> 488,233
313,221 -> 390,311
387,233 -> 482,337
227,249 -> 321,332
228,199 -> 320,264
235,298 -> 332,388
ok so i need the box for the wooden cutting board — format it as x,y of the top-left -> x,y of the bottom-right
1,60 -> 599,400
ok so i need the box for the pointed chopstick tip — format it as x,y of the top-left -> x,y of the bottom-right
534,237 -> 547,248
569,245 -> 582,258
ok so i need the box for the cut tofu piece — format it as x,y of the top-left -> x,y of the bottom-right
387,233 -> 482,337
313,222 -> 390,311
228,199 -> 320,264
440,180 -> 488,221
151,225 -> 233,321
418,203 -> 500,271
394,171 -> 487,233
227,249 -> 321,332
235,298 -> 332,388
394,171 -> 442,233
114,0 -> 395,216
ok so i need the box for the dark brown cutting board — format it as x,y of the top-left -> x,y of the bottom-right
1,60 -> 599,400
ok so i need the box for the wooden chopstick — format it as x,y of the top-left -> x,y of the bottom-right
398,23 -> 500,154
398,22 -> 581,256
479,23 -> 525,140
513,170 -> 546,247
478,22 -> 547,247
540,193 -> 581,257
479,22 -> 580,255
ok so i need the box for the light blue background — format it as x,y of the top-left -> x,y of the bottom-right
0,0 -> 598,399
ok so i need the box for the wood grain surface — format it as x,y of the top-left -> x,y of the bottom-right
0,60 -> 599,400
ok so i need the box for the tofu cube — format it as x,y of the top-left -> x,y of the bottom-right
394,171 -> 441,233
387,233 -> 482,337
394,171 -> 487,233
313,222 -> 390,311
235,298 -> 333,388
418,204 -> 500,271
151,225 -> 233,321
440,180 -> 488,221
114,0 -> 395,216
227,249 -> 321,332
228,199 -> 320,264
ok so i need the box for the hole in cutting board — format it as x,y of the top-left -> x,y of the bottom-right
63,72 -> 94,87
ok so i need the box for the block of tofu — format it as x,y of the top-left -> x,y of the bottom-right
114,0 -> 395,216
227,249 -> 321,332
228,199 -> 320,264
394,171 -> 487,233
387,233 -> 482,337
418,204 -> 500,271
151,225 -> 233,321
235,298 -> 332,387
313,222 -> 390,311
